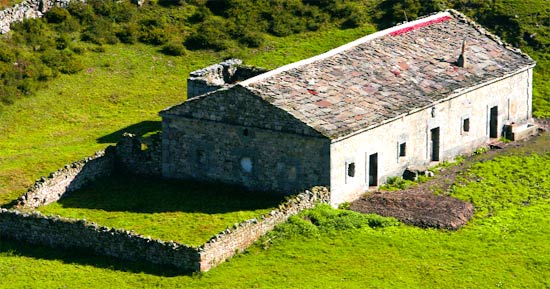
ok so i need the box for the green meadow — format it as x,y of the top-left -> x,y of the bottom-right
0,0 -> 549,287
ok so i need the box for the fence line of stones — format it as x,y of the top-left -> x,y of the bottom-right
16,147 -> 116,209
0,187 -> 330,271
198,186 -> 330,271
0,208 -> 201,271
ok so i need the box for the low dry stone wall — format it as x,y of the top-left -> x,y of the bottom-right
198,186 -> 330,271
2,186 -> 329,272
0,0 -> 73,34
0,208 -> 200,271
16,147 -> 116,209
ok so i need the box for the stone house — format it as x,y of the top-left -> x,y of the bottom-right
160,10 -> 536,206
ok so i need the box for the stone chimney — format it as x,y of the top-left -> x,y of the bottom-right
457,39 -> 467,68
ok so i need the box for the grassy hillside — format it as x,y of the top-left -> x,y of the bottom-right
0,0 -> 549,287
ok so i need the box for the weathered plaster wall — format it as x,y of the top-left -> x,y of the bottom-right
16,148 -> 116,209
0,0 -> 75,34
162,116 -> 330,194
330,69 -> 533,205
0,208 -> 201,271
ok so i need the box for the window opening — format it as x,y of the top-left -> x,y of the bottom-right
347,162 -> 355,178
463,118 -> 470,133
399,142 -> 406,157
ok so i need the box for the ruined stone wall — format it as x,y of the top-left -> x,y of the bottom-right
16,148 -> 116,209
330,69 -> 533,205
115,132 -> 162,176
0,208 -> 200,271
0,0 -> 76,34
198,187 -> 329,271
187,59 -> 267,99
162,116 -> 330,194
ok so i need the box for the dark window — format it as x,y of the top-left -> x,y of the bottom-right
243,129 -> 249,136
463,118 -> 470,132
347,163 -> 355,178
399,142 -> 406,157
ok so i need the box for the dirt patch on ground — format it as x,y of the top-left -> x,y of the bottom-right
351,123 -> 550,230
350,191 -> 473,230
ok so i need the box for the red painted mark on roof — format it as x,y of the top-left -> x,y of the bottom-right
307,89 -> 319,95
389,15 -> 452,37
315,100 -> 332,108
391,69 -> 401,77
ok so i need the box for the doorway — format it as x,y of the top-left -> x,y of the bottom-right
430,127 -> 440,162
490,106 -> 498,138
368,153 -> 378,186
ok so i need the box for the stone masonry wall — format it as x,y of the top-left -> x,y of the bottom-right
187,59 -> 267,99
0,208 -> 200,271
0,187 -> 329,272
115,132 -> 162,176
0,0 -> 75,34
162,116 -> 330,194
16,147 -> 116,209
198,186 -> 330,271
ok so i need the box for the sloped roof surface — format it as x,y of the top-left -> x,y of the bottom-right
238,10 -> 535,139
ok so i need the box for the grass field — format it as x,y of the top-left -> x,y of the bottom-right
37,175 -> 281,246
1,1 -> 549,287
1,136 -> 549,288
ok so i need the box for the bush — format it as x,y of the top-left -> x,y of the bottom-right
45,7 -> 71,24
238,31 -> 264,48
184,17 -> 232,50
40,50 -> 84,74
161,42 -> 187,56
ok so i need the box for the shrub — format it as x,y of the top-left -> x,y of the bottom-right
116,23 -> 139,44
238,31 -> 264,48
45,7 -> 71,24
81,18 -> 119,45
184,17 -> 232,50
161,42 -> 187,56
40,50 -> 84,74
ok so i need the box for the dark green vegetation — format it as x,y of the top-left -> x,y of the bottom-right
0,0 -> 549,287
1,0 -> 548,113
38,175 -> 281,246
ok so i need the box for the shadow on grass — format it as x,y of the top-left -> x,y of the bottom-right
97,121 -> 161,143
55,174 -> 284,214
0,238 -> 192,276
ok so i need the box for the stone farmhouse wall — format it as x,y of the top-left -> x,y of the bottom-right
162,116 -> 330,194
0,208 -> 201,271
0,187 -> 329,272
330,69 -> 533,205
16,148 -> 116,209
0,0 -> 74,34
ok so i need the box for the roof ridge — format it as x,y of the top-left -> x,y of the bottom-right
239,11 -> 452,87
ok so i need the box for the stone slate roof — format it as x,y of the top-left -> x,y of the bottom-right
237,10 -> 535,139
